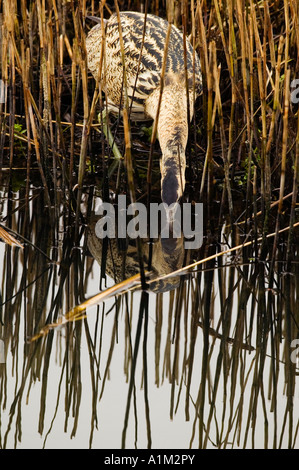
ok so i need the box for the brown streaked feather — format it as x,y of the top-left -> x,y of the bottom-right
86,12 -> 202,120
86,11 -> 202,207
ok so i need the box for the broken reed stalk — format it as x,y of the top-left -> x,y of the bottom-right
199,40 -> 214,200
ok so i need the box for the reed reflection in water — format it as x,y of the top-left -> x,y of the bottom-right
0,184 -> 298,449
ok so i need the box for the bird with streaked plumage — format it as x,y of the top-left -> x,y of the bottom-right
86,11 -> 202,208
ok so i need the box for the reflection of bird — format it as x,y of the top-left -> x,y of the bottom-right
86,11 -> 202,207
87,211 -> 185,293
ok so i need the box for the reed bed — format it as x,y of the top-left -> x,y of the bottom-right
0,0 -> 298,449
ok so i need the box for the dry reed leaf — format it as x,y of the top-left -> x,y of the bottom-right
0,225 -> 23,248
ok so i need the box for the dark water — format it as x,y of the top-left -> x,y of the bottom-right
0,177 -> 299,449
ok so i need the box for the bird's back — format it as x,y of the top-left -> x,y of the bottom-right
86,12 -> 202,120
